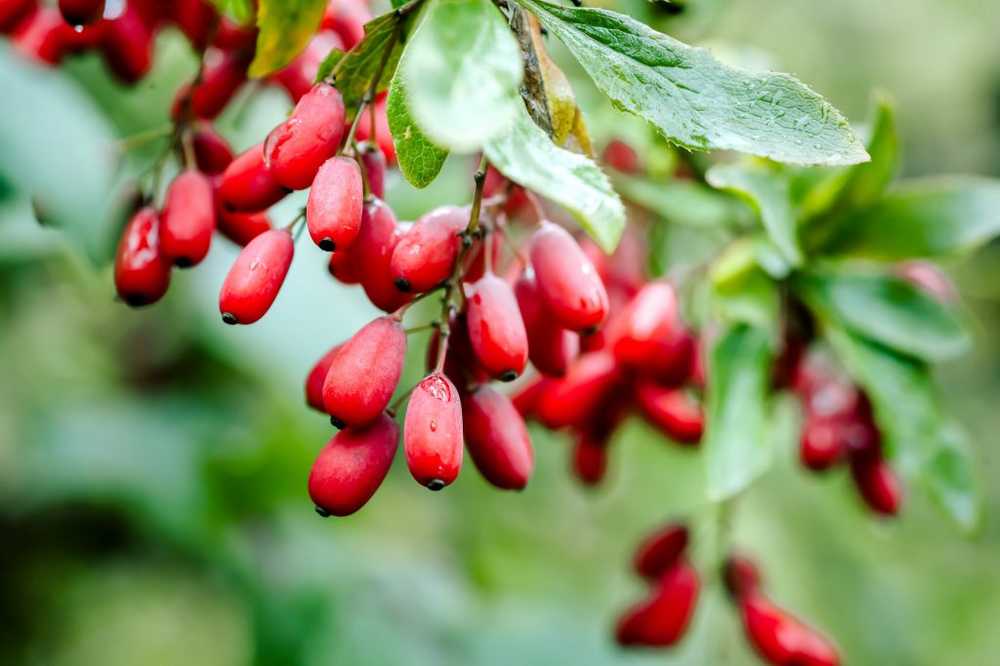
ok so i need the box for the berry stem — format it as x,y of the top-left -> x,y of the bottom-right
524,190 -> 547,224
115,124 -> 173,151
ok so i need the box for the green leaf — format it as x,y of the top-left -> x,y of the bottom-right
517,0 -> 869,166
816,177 -> 1000,260
709,241 -> 781,336
209,0 -> 254,23
400,0 -> 522,152
797,269 -> 969,362
484,104 -> 626,252
0,47 -> 116,264
386,48 -> 449,188
249,0 -> 327,78
615,177 -> 753,228
707,162 -> 802,265
704,324 -> 774,501
823,326 -> 980,531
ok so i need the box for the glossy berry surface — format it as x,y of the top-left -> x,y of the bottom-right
616,561 -> 700,647
306,155 -> 363,251
635,383 -> 703,445
462,386 -> 534,490
218,143 -> 288,212
305,344 -> 341,413
160,170 -> 215,267
741,595 -> 840,666
529,222 -> 609,331
114,206 -> 171,307
404,372 -> 463,490
58,0 -> 104,25
465,273 -> 529,381
515,271 -> 579,377
390,205 -> 467,293
264,83 -> 345,190
633,524 -> 689,580
355,199 -> 412,312
218,228 -> 294,325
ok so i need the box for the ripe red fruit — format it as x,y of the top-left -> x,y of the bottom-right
192,124 -> 234,175
515,271 -> 579,377
321,0 -> 370,49
635,382 -> 703,445
1,0 -> 36,32
218,228 -> 294,325
100,2 -> 155,83
272,31 -> 344,102
536,351 -> 620,429
723,554 -> 762,600
173,48 -> 249,121
425,312 -> 484,390
633,523 -> 689,580
799,417 -> 846,471
462,386 -> 534,490
355,200 -> 412,312
511,375 -> 550,419
741,595 -> 840,666
211,16 -> 256,51
305,344 -> 341,413
169,0 -> 216,51
616,562 -> 700,647
12,7 -> 68,64
572,430 -> 608,486
114,206 -> 171,307
357,141 -> 386,200
322,316 -> 407,429
390,205 -> 467,293
218,143 -> 289,212
404,372 -> 464,490
850,452 -> 902,516
58,0 -> 104,25
327,246 -> 363,284
602,138 -> 641,174
306,155 -> 363,251
353,95 -> 395,163
529,222 -> 609,331
465,273 -> 529,381
216,207 -> 271,246
612,281 -> 682,366
264,83 -> 345,190
308,413 -> 398,517
160,170 -> 215,267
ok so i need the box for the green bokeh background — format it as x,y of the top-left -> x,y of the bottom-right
2,1 -> 1000,664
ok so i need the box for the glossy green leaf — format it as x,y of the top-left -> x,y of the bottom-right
249,0 -> 327,78
817,177 -> 1000,260
615,177 -> 753,228
707,162 -> 802,265
484,104 -> 626,252
517,0 -> 869,166
401,0 -> 523,152
386,48 -> 449,187
704,324 -> 774,501
797,269 -> 969,362
209,0 -> 253,23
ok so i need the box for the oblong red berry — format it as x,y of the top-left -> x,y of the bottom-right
425,312 -> 483,391
515,270 -> 579,377
511,375 -> 550,420
462,386 -> 534,490
305,343 -> 342,413
356,200 -> 411,312
169,0 -> 216,51
218,143 -> 288,212
799,417 -> 846,471
322,316 -> 406,429
602,138 -> 641,174
1,0 -> 36,32
357,140 -> 386,200
633,523 -> 689,580
211,15 -> 256,51
160,170 -> 215,267
635,382 -> 703,445
264,83 -> 345,190
100,2 -> 155,84
529,222 -> 609,331
390,205 -> 467,293
616,561 -> 700,647
58,0 -> 104,25
850,452 -> 901,516
321,0 -> 370,49
192,124 -> 234,175
173,48 -> 249,121
306,155 -> 362,251
465,273 -> 529,381
328,246 -> 363,284
612,281 -> 681,366
272,31 -> 343,102
308,413 -> 398,517
404,372 -> 463,490
12,7 -> 68,64
354,96 -> 394,163
536,351 -> 620,429
114,206 -> 171,307
216,206 -> 271,246
218,228 -> 294,324
572,430 -> 608,486
723,554 -> 761,600
741,594 -> 840,666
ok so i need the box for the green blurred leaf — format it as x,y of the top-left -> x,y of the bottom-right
616,177 -> 752,228
386,54 -> 449,188
704,324 -> 774,501
0,47 -> 116,264
709,241 -> 780,336
707,162 -> 802,265
210,0 -> 254,23
517,0 -> 869,166
249,0 -> 327,78
816,177 -> 1000,260
484,104 -> 626,252
401,0 -> 522,152
797,269 -> 969,362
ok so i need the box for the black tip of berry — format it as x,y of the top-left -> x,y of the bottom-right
221,312 -> 238,325
581,325 -> 599,337
395,277 -> 412,292
174,257 -> 193,268
425,479 -> 446,491
318,237 -> 335,252
314,506 -> 331,518
499,370 -> 518,383
330,415 -> 345,429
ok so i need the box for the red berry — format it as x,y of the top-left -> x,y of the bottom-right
723,554 -> 762,600
12,7 -> 68,64
306,155 -> 362,251
354,95 -> 395,163
218,228 -> 294,324
602,138 -> 641,174
321,0 -> 370,49
305,344 -> 341,413
633,523 -> 689,580
571,430 -> 608,486
536,351 -> 620,429
192,124 -> 234,175
322,316 -> 407,429
462,386 -> 534,490
308,413 -> 398,517
160,170 -> 215,267
357,140 -> 386,200
327,245 -> 363,284
850,452 -> 901,516
404,372 -> 464,490
425,312 -> 483,391
465,273 -> 529,381
390,205 -> 467,293
218,143 -> 288,212
515,271 -> 579,377
114,206 -> 171,307
169,0 -> 216,51
511,375 -> 550,419
100,2 -> 155,84
58,0 -> 104,25
264,83 -> 345,190
211,16 -> 256,51
173,47 -> 249,121
611,281 -> 681,367
355,200 -> 412,312
799,417 -> 846,471
529,222 -> 609,331
616,561 -> 700,647
1,0 -> 36,32
635,382 -> 703,445
741,595 -> 840,666
272,30 -> 343,102
216,207 -> 272,246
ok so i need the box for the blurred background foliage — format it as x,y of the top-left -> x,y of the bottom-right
2,0 -> 1000,664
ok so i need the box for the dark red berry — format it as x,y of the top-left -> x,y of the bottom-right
114,206 -> 171,307
354,95 -> 394,163
612,281 -> 682,368
390,205 -> 467,293
740,594 -> 840,666
515,271 -> 579,377
100,1 -> 156,84
1,0 -> 36,32
264,83 -> 345,190
511,375 -> 550,420
425,313 -> 484,391
799,417 -> 846,471
218,228 -> 294,324
308,413 -> 398,517
218,143 -> 288,212
192,124 -> 234,175
529,222 -> 609,331
850,452 -> 901,516
327,246 -> 363,284
633,523 -> 689,580
635,382 -> 703,445
305,344 -> 341,413
465,273 -> 529,381
357,140 -> 386,200
536,351 -> 620,429
12,7 -> 68,64
356,200 -> 412,312
58,0 -> 104,25
160,170 -> 215,267
616,561 -> 700,648
306,155 -> 362,251
169,0 -> 216,51
462,386 -> 534,490
272,31 -> 344,102
211,15 -> 256,51
173,48 -> 249,121
322,316 -> 407,429
572,430 -> 608,486
216,207 -> 271,246
404,372 -> 464,490
602,138 -> 641,174
321,0 -> 370,49
723,554 -> 761,600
